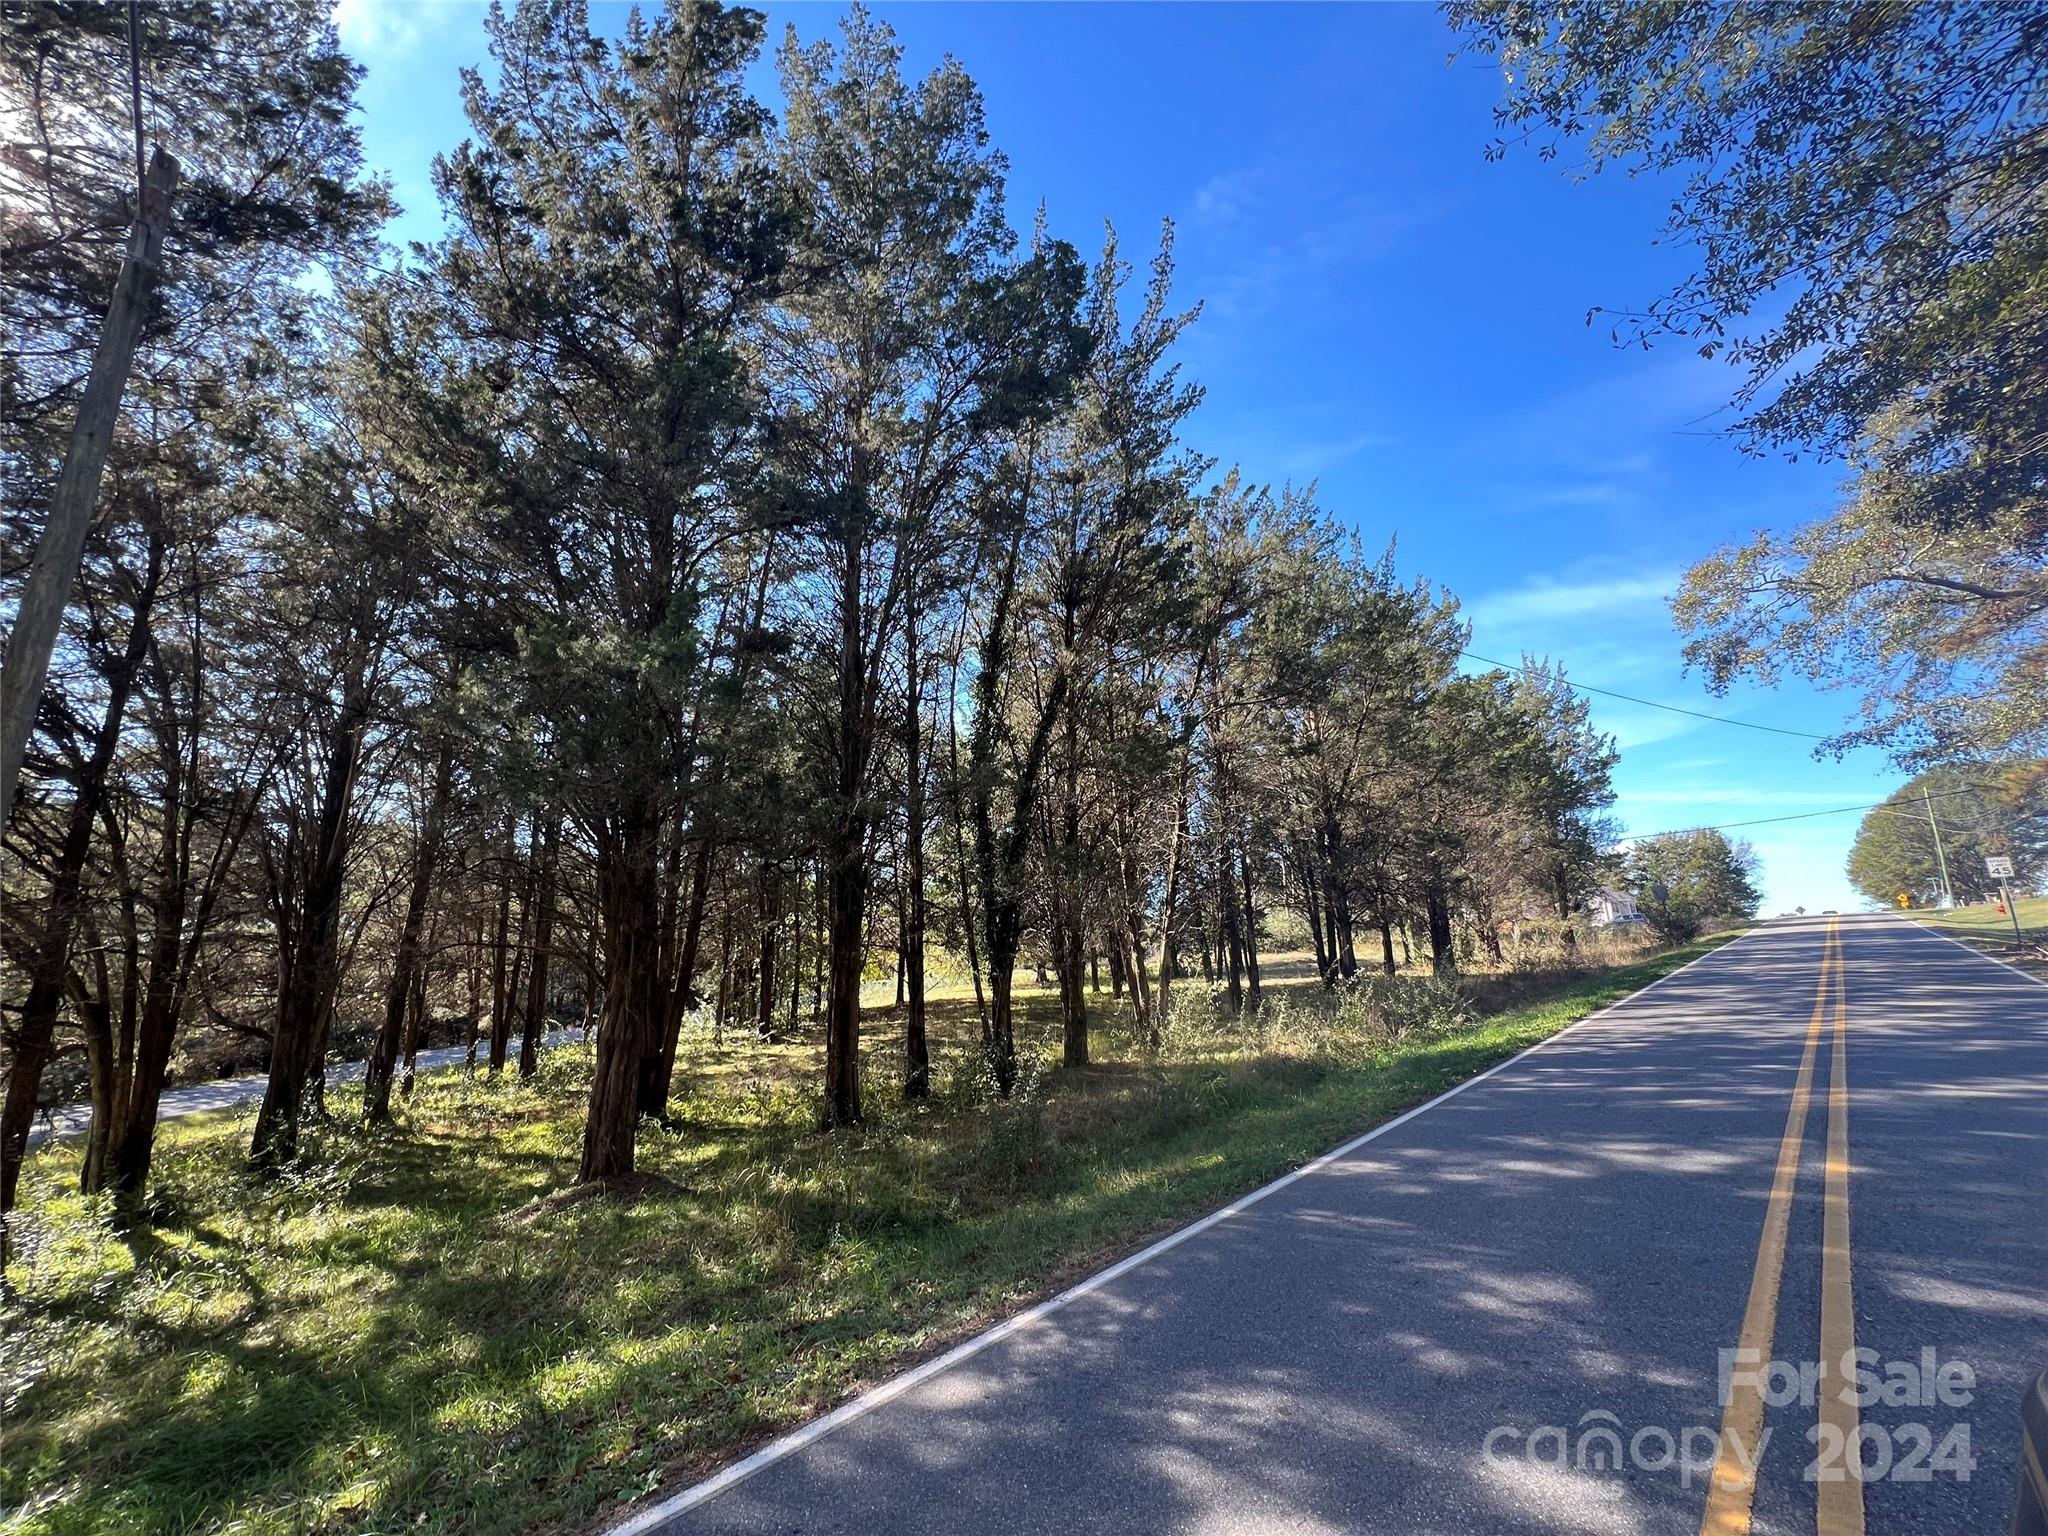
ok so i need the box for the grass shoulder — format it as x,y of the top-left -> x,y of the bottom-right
0,929 -> 1743,1536
1916,895 -> 2048,980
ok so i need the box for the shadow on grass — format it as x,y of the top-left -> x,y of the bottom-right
3,936 -> 1742,1536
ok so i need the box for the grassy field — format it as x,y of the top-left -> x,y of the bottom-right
2,934 -> 1738,1536
1918,893 -> 2048,978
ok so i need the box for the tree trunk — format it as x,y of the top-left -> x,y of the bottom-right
519,811 -> 560,1078
251,681 -> 368,1173
366,739 -> 454,1122
1327,873 -> 1359,980
643,834 -> 713,1117
822,821 -> 866,1127
580,799 -> 665,1182
1301,847 -> 1331,985
811,855 -> 825,1020
1554,865 -> 1578,955
0,150 -> 177,836
788,882 -> 804,1035
755,864 -> 780,1043
400,921 -> 433,1096
104,960 -> 180,1201
1217,838 -> 1245,1013
464,914 -> 484,1066
1151,757 -> 1195,1038
1427,882 -> 1456,976
1056,909 -> 1088,1067
487,825 -> 516,1073
1119,905 -> 1152,1033
902,610 -> 930,1096
714,905 -> 734,1043
0,535 -> 157,1210
1239,847 -> 1262,1009
821,514 -> 870,1129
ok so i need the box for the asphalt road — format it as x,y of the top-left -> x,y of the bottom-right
619,915 -> 2047,1536
26,1025 -> 587,1145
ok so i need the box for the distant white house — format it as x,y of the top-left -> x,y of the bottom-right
1586,887 -> 1641,926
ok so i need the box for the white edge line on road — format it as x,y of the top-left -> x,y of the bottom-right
606,924 -> 1765,1536
1907,917 -> 2048,989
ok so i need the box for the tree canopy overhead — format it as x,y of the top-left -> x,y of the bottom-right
1448,1 -> 2048,768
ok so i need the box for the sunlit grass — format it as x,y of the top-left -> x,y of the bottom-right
1918,893 -> 2048,978
1919,892 -> 2048,939
1,934 -> 1737,1536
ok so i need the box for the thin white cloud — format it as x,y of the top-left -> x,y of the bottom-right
1529,480 -> 1634,509
1191,163 -> 1268,226
1278,428 -> 1396,477
332,0 -> 479,65
333,0 -> 420,56
1464,570 -> 1678,630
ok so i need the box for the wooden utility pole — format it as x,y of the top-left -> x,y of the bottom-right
1921,788 -> 1955,909
0,147 -> 179,834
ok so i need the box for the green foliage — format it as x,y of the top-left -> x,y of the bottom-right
1622,828 -> 1762,941
1447,2 -> 2048,457
1331,973 -> 1477,1047
2,0 -> 389,454
432,0 -> 786,801
1445,2 -> 2048,766
1846,762 -> 2047,906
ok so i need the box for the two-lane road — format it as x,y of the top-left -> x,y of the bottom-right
619,914 -> 2047,1536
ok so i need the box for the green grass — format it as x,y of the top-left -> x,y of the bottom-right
1920,892 -> 2048,940
1,933 -> 1739,1536
1918,893 -> 2048,975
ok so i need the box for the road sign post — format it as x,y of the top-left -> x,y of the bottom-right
1985,857 -> 2024,949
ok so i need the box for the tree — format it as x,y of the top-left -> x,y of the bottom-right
1448,3 -> 2048,766
769,7 -> 1087,1124
1847,763 -> 2047,908
964,227 -> 1196,1084
1674,406 -> 2048,766
431,0 -> 787,1181
246,322 -> 439,1170
1,0 -> 386,1208
1622,830 -> 1762,943
1503,660 -> 1618,946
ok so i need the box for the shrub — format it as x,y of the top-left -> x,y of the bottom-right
1331,973 -> 1476,1044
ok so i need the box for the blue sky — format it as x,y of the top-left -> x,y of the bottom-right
334,0 -> 1906,912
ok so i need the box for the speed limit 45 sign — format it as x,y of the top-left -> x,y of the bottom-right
1986,855 -> 2015,879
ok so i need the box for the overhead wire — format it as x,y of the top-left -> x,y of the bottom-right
1458,649 -> 1832,740
1620,783 -> 2002,842
1458,650 -> 2014,845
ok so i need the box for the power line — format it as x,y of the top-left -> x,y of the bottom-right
1460,650 -> 1833,740
1622,783 -> 1995,842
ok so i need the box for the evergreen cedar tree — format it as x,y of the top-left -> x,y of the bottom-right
25,0 -> 2029,1206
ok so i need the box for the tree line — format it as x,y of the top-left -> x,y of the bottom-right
1,0 -> 1625,1215
1846,763 -> 2046,908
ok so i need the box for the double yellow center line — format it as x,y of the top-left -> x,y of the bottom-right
1699,918 -> 1864,1536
